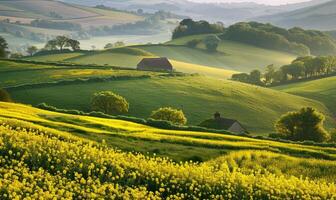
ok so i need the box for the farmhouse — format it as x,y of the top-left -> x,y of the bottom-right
199,112 -> 247,134
137,57 -> 173,72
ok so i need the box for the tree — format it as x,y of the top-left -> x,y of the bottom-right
27,46 -> 38,56
172,19 -> 224,39
275,107 -> 330,142
104,43 -> 114,49
150,107 -> 187,125
91,91 -> 129,115
114,41 -> 125,48
203,35 -> 221,52
45,39 -> 58,50
55,36 -> 69,50
231,73 -> 250,83
0,89 -> 12,102
66,39 -> 80,51
0,36 -> 8,58
264,64 -> 276,85
249,69 -> 263,85
288,61 -> 305,80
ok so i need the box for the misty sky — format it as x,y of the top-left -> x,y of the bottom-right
189,0 -> 311,5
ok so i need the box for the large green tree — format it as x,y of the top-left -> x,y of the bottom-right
91,91 -> 129,115
55,36 -> 69,50
275,107 -> 330,142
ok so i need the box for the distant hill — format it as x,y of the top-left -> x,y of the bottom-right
60,0 -> 330,24
0,0 -> 142,26
257,0 -> 336,30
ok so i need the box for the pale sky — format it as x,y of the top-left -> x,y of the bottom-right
188,0 -> 312,5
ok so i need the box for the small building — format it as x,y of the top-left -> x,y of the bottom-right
137,57 -> 173,72
199,112 -> 247,134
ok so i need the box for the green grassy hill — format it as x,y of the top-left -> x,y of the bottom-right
69,37 -> 296,73
28,34 -> 296,78
274,76 -> 336,116
0,101 -> 335,199
3,59 -> 333,134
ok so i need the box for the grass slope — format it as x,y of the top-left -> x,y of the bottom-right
274,76 -> 336,116
8,74 -> 334,134
30,35 -> 296,79
67,42 -> 295,72
36,48 -> 235,79
257,0 -> 336,30
164,35 -> 296,70
0,102 -> 335,184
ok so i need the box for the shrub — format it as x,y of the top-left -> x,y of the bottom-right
185,39 -> 202,48
150,107 -> 187,125
275,107 -> 330,142
330,129 -> 336,143
0,89 -> 12,102
203,35 -> 221,52
91,91 -> 129,115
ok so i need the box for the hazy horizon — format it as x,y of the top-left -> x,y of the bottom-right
188,0 -> 312,5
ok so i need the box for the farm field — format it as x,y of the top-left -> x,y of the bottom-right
274,76 -> 336,115
1,1 -> 336,199
6,63 -> 334,134
0,101 -> 335,198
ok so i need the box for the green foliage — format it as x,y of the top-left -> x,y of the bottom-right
0,89 -> 11,102
330,129 -> 336,143
150,107 -> 187,125
66,39 -> 80,51
26,46 -> 38,56
231,70 -> 263,86
44,36 -> 80,51
91,91 -> 129,115
222,22 -> 336,56
172,19 -> 224,39
233,55 -> 336,86
0,36 -> 8,58
275,107 -> 330,142
185,39 -> 202,48
203,35 -> 221,52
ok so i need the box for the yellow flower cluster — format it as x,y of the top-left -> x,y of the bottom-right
0,124 -> 335,199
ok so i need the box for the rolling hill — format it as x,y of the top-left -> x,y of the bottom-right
0,0 -> 144,50
2,59 -> 333,135
0,0 -> 142,26
28,34 -> 296,76
0,101 -> 335,199
274,76 -> 336,116
257,0 -> 336,30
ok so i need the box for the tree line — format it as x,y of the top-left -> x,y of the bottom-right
231,56 -> 336,86
173,19 -> 336,56
172,19 -> 224,39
